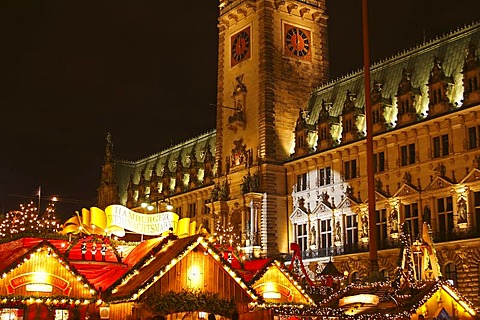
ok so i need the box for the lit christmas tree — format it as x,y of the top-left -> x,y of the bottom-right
0,210 -> 21,237
212,216 -> 243,264
0,201 -> 62,239
17,201 -> 40,234
37,201 -> 61,234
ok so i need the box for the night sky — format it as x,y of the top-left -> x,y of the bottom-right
1,0 -> 479,216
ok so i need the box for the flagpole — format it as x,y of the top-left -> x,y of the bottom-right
362,0 -> 378,273
38,186 -> 41,214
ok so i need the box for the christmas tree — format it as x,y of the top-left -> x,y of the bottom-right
0,201 -> 62,239
37,201 -> 61,234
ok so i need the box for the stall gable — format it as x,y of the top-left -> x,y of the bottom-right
0,243 -> 97,299
106,235 -> 258,304
145,248 -> 254,304
251,264 -> 312,305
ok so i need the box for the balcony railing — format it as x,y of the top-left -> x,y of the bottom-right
284,239 -> 400,261
432,227 -> 480,243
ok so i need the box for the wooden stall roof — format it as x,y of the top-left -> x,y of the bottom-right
0,237 -> 169,291
230,257 -> 272,283
249,260 -> 315,305
0,240 -> 98,296
321,280 -> 477,318
104,235 -> 260,303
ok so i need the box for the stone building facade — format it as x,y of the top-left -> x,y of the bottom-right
97,0 -> 480,307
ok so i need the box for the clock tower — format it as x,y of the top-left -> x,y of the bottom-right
215,0 -> 329,256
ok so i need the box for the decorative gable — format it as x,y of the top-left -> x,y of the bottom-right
311,201 -> 333,216
336,196 -> 359,210
425,175 -> 454,192
393,183 -> 419,198
290,207 -> 309,223
251,262 -> 314,305
460,168 -> 480,184
0,242 -> 97,300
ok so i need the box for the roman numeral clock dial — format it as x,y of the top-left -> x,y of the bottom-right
284,24 -> 311,61
231,27 -> 251,67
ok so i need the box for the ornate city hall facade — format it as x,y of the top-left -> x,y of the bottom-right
98,0 -> 480,306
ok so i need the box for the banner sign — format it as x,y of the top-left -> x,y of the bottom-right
62,205 -> 194,238
105,205 -> 179,236
7,272 -> 71,295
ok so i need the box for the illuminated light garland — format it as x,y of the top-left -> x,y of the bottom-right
0,241 -> 98,302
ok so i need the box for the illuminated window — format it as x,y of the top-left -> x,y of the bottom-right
403,203 -> 419,238
376,209 -> 387,246
318,166 -> 332,186
296,173 -> 308,191
296,223 -> 308,252
320,219 -> 332,249
55,309 -> 69,320
0,308 -> 24,320
444,262 -> 458,286
400,143 -> 415,166
433,134 -> 449,158
345,214 -> 358,245
437,196 -> 454,240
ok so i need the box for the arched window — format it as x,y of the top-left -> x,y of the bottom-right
444,262 -> 457,286
380,268 -> 389,281
350,271 -> 361,284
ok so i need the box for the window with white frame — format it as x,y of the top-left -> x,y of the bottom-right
403,202 -> 419,239
296,173 -> 308,192
437,196 -> 454,239
376,208 -> 387,245
345,214 -> 358,245
320,219 -> 332,249
296,223 -> 308,252
318,166 -> 332,186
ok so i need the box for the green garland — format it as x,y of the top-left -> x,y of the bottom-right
141,290 -> 237,317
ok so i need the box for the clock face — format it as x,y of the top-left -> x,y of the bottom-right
284,24 -> 311,60
231,27 -> 251,66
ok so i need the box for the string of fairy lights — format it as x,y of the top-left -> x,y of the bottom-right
0,201 -> 61,238
0,203 -> 477,318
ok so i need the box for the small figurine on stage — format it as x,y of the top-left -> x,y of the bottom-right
91,242 -> 97,260
101,243 -> 107,261
81,241 -> 87,260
